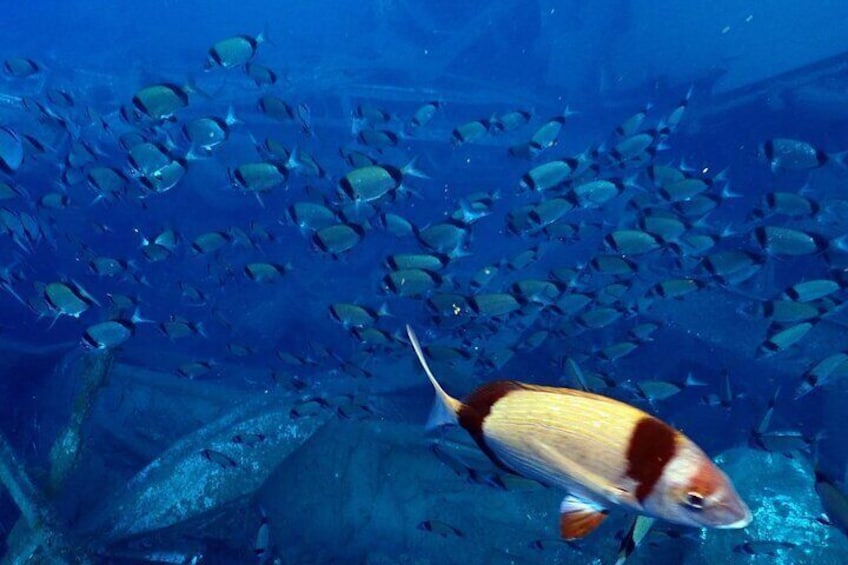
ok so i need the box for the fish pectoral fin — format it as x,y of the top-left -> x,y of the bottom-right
530,438 -> 612,493
605,483 -> 639,507
559,495 -> 609,540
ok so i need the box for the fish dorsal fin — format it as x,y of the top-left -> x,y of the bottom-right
406,325 -> 462,429
559,495 -> 609,540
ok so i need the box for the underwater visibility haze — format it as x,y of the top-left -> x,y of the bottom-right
1,1 -> 848,563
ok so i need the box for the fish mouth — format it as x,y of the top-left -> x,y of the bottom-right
715,501 -> 752,529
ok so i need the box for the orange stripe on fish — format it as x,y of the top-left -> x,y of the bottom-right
559,495 -> 609,540
406,325 -> 752,540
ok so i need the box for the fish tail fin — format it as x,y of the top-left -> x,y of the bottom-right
405,325 -> 462,429
721,181 -> 741,199
225,105 -> 242,127
401,157 -> 429,179
831,149 -> 848,168
131,307 -> 154,325
258,22 -> 274,46
350,116 -> 367,136
285,146 -> 300,170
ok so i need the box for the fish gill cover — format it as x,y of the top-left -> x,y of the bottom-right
0,0 -> 847,563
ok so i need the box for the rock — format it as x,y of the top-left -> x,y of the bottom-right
258,419 -> 618,564
696,447 -> 848,563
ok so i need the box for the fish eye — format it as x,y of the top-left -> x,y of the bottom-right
683,492 -> 705,510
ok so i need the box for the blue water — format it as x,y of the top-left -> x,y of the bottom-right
1,2 -> 847,563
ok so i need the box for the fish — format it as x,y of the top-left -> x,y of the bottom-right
733,540 -> 798,557
590,255 -> 638,277
415,222 -> 470,257
571,178 -> 629,208
761,138 -> 844,172
339,160 -> 426,203
527,108 -> 576,155
206,31 -> 267,70
408,101 -> 442,130
3,57 -> 41,78
406,325 -> 751,540
340,147 -> 378,168
700,370 -> 735,410
383,269 -> 442,297
329,303 -> 388,328
783,279 -> 840,303
468,293 -> 522,317
38,192 -> 70,210
295,103 -> 313,136
254,507 -> 271,562
287,147 -> 324,177
131,83 -> 193,121
604,229 -> 663,255
701,250 -> 763,285
633,375 -> 704,403
357,128 -> 399,148
511,279 -> 562,305
663,87 -> 693,132
520,158 -> 580,192
176,360 -> 217,379
451,118 -> 493,145
244,262 -> 289,283
257,94 -> 294,121
528,198 -> 574,228
614,515 -> 656,565
354,103 -> 392,125
758,322 -> 814,356
652,278 -> 705,299
609,130 -> 664,164
191,231 -> 232,255
795,352 -> 848,399
43,281 -> 99,320
750,389 -> 817,453
496,109 -> 533,133
752,226 -> 826,257
377,212 -> 415,237
288,201 -> 337,232
615,104 -> 653,138
182,107 -> 240,153
160,317 -> 206,340
599,341 -> 640,363
82,309 -> 149,349
228,162 -> 288,194
815,471 -> 848,538
0,126 -> 24,174
426,293 -> 471,325
289,396 -> 330,419
242,62 -> 276,87
752,191 -> 820,219
233,433 -> 267,446
629,322 -> 660,343
417,519 -> 464,538
313,223 -> 364,256
200,448 -> 237,468
386,253 -> 450,272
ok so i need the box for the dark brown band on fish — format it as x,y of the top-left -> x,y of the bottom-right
626,416 -> 678,502
459,380 -> 523,473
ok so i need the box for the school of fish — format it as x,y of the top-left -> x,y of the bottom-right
1,24 -> 847,562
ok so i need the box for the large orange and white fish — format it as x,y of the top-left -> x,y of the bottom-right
406,325 -> 751,540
